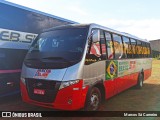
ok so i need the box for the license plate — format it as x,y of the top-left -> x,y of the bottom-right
34,89 -> 45,95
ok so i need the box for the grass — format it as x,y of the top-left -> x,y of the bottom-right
147,60 -> 160,81
152,60 -> 160,69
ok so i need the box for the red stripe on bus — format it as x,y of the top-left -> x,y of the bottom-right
0,69 -> 21,73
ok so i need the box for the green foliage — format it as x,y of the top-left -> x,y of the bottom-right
152,50 -> 160,59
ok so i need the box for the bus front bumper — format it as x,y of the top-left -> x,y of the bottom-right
20,80 -> 88,110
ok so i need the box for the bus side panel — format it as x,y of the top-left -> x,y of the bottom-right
115,74 -> 134,94
130,72 -> 139,86
144,69 -> 152,80
53,80 -> 88,110
114,77 -> 126,94
123,74 -> 134,89
104,80 -> 116,99
104,73 -> 136,99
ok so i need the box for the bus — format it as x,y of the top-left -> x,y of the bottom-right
20,23 -> 152,111
0,1 -> 76,97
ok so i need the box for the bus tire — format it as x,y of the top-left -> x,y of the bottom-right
136,73 -> 144,89
84,87 -> 101,111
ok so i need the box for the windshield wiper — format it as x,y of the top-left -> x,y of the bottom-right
25,58 -> 39,61
42,57 -> 70,63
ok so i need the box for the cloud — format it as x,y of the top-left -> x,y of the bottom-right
96,19 -> 160,40
5,0 -> 160,40
5,0 -> 89,22
67,6 -> 88,16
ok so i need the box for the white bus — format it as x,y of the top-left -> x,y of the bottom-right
20,23 -> 152,110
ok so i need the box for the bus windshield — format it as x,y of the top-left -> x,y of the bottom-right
25,27 -> 88,69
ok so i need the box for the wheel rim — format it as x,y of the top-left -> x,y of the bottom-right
90,93 -> 99,110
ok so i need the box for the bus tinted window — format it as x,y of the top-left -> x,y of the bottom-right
142,42 -> 146,58
141,42 -> 144,58
100,30 -> 106,60
105,32 -> 114,59
136,40 -> 142,58
28,28 -> 88,63
146,42 -> 151,58
90,30 -> 101,57
130,39 -> 137,58
112,34 -> 123,59
122,37 -> 132,58
146,43 -> 151,58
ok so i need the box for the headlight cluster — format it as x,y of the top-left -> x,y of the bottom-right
21,77 -> 26,85
59,80 -> 80,90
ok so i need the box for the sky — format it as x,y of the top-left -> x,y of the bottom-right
4,0 -> 160,40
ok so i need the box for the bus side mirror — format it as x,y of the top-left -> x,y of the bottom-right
92,30 -> 100,43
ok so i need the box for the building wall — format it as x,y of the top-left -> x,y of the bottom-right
150,40 -> 160,52
150,39 -> 160,58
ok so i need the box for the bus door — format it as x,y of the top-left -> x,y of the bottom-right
104,32 -> 116,99
84,29 -> 106,90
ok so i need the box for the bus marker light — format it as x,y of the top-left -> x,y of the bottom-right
7,82 -> 14,86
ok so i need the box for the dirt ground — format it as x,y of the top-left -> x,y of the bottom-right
0,60 -> 160,120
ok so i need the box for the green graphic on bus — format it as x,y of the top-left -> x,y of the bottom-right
106,60 -> 118,80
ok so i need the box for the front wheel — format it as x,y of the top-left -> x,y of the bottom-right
84,87 -> 101,111
136,73 -> 144,89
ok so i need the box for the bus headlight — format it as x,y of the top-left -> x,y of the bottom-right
21,77 -> 26,85
59,80 -> 80,90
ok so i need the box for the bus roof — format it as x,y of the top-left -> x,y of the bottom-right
90,23 -> 149,43
44,23 -> 149,43
0,1 -> 77,24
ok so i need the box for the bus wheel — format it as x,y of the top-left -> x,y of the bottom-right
85,87 -> 101,111
136,73 -> 144,89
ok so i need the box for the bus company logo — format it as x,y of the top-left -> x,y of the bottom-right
106,61 -> 117,79
34,69 -> 51,78
0,28 -> 37,43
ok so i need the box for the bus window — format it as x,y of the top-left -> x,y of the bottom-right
141,42 -> 144,58
122,37 -> 131,58
139,41 -> 149,58
146,43 -> 151,58
85,29 -> 102,65
100,30 -> 107,60
142,42 -> 147,58
105,32 -> 114,59
90,30 -> 101,57
89,30 -> 106,59
146,43 -> 148,57
149,44 -> 151,57
130,39 -> 137,58
112,34 -> 124,59
136,40 -> 142,58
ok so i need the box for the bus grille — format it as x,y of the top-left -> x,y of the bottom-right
26,78 -> 60,103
